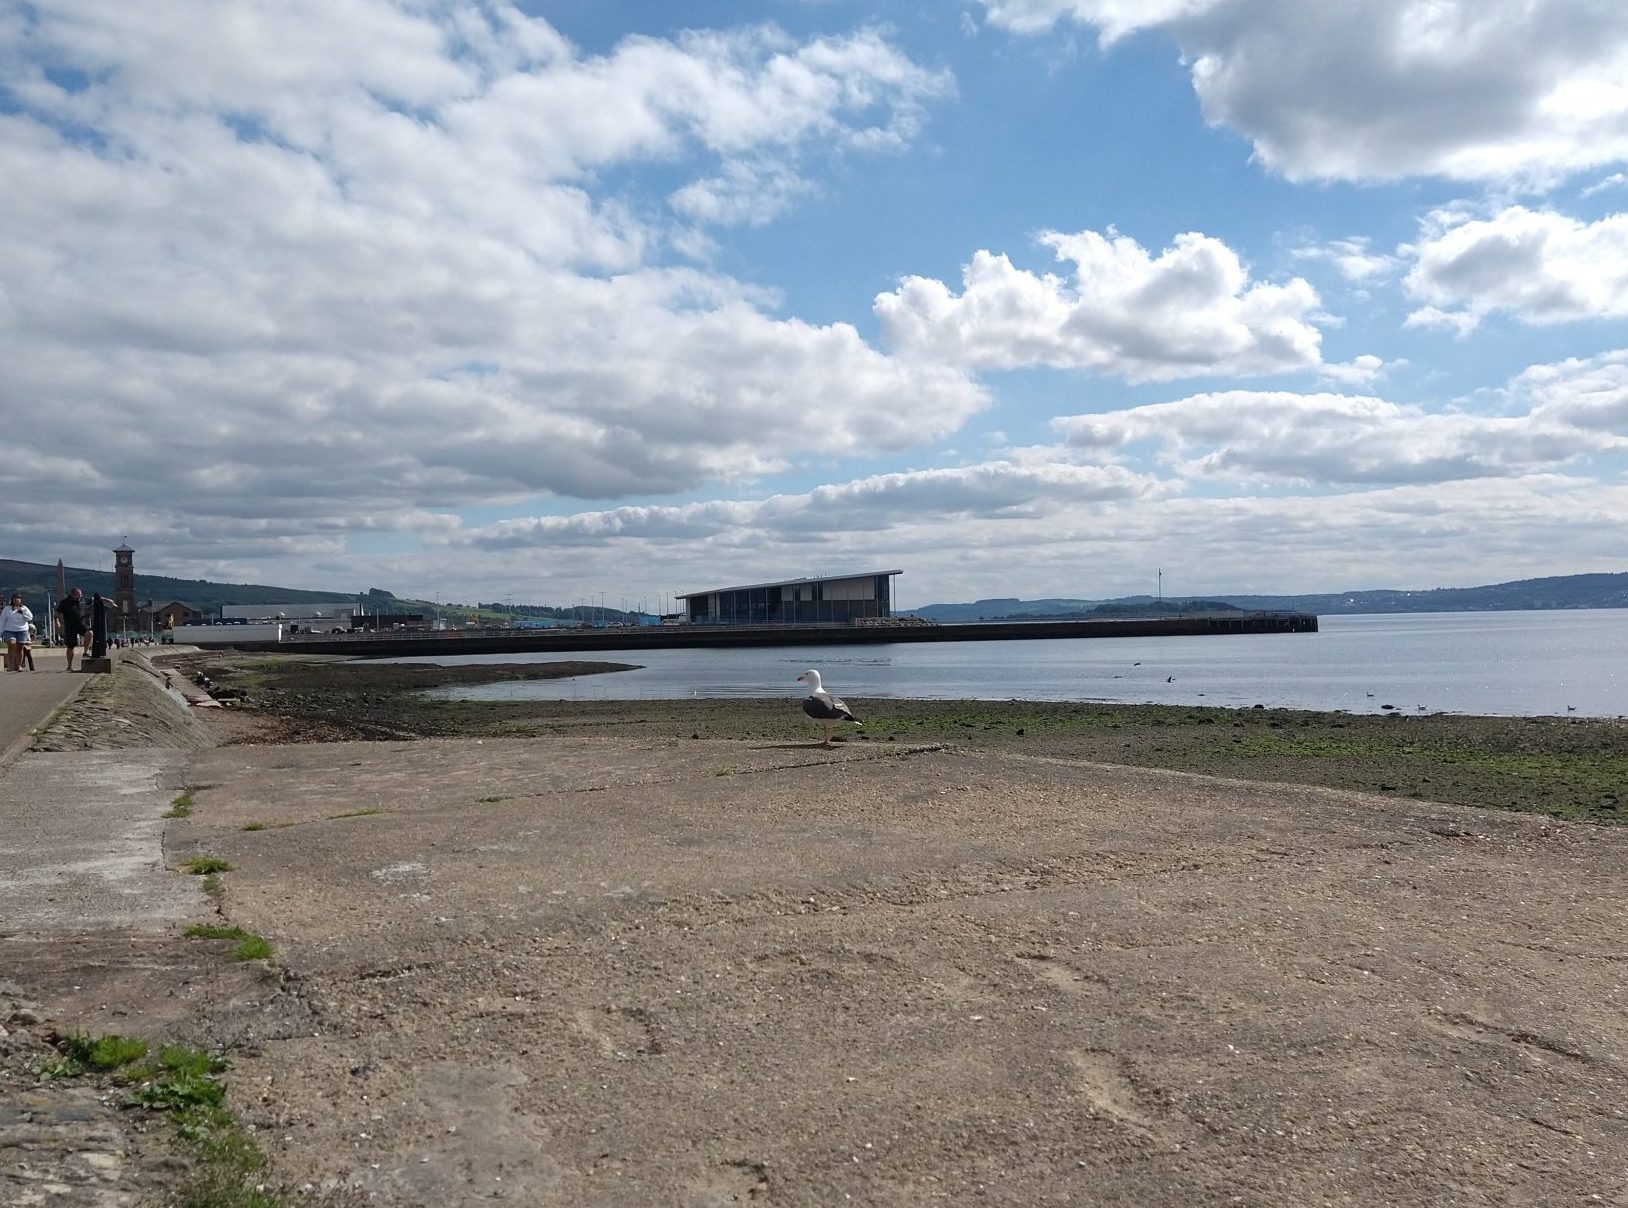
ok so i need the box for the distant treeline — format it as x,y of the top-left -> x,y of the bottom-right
990,600 -> 1244,621
0,558 -> 397,616
478,601 -> 634,625
912,572 -> 1628,622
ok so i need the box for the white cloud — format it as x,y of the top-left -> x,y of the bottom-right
462,460 -> 1166,549
3,3 -> 1623,609
11,465 -> 1621,607
1582,171 -> 1628,198
669,158 -> 812,226
1051,358 -> 1628,485
1506,348 -> 1628,433
981,0 -> 1628,185
980,1 -> 1220,41
1293,237 -> 1402,284
875,227 -> 1329,381
420,352 -> 1628,598
0,4 -> 977,532
1318,355 -> 1392,387
1404,206 -> 1628,331
414,467 -> 1628,604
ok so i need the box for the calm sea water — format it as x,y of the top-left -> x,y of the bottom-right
409,611 -> 1628,718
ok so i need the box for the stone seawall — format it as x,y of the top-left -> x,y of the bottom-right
30,653 -> 217,752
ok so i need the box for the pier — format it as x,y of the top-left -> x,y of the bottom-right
207,612 -> 1317,658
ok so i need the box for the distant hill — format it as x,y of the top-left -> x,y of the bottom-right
988,599 -> 1246,621
0,558 -> 382,616
909,572 -> 1628,621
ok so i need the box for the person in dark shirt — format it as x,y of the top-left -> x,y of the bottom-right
56,587 -> 90,671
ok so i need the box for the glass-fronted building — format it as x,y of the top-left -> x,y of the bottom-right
679,570 -> 901,625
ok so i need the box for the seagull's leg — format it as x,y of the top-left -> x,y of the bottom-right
823,721 -> 833,746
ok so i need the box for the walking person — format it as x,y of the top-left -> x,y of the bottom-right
56,587 -> 89,671
1,592 -> 32,672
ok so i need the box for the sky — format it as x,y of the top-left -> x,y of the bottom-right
2,0 -> 1627,611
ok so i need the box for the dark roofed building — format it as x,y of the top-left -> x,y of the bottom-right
679,570 -> 901,625
141,600 -> 202,630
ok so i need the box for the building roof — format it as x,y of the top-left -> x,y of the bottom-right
220,601 -> 358,619
678,569 -> 903,599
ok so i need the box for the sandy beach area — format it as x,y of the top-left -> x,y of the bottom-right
4,652 -> 1625,1207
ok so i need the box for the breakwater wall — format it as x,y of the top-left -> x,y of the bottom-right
203,612 -> 1317,658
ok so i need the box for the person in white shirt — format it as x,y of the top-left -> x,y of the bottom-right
1,593 -> 33,672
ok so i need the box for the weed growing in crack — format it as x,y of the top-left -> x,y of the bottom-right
184,924 -> 273,961
39,1032 -> 150,1078
48,1036 -> 295,1205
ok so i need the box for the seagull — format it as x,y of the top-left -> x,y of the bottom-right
797,669 -> 862,746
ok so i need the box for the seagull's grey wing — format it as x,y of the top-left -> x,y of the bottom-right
803,693 -> 857,721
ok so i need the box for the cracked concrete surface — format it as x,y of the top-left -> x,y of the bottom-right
165,735 -> 1628,1207
3,661 -> 1626,1207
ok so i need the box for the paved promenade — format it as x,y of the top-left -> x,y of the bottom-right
0,652 -> 204,935
0,657 -> 212,1207
0,659 -> 87,768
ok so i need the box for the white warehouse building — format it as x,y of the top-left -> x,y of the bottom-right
219,602 -> 357,622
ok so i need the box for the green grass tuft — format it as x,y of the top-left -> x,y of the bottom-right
164,788 -> 196,818
185,924 -> 273,961
36,1029 -> 295,1206
42,1032 -> 150,1077
183,856 -> 232,875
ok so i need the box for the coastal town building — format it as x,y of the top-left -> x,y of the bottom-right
220,602 -> 358,623
139,600 -> 202,630
678,570 -> 902,625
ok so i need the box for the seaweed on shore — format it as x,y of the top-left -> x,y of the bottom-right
184,654 -> 1626,826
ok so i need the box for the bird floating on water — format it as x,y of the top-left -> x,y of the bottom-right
797,669 -> 862,747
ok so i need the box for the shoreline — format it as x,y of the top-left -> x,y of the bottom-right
182,651 -> 1626,826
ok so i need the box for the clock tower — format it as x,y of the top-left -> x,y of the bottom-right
114,542 -> 135,634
